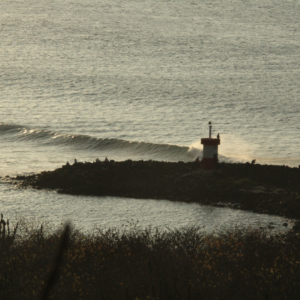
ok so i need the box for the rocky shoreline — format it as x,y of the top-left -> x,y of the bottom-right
12,159 -> 300,220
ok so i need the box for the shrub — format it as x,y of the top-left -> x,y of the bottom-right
1,215 -> 300,299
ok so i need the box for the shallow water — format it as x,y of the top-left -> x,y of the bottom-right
0,184 -> 293,233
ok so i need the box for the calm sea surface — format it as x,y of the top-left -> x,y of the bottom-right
0,0 -> 299,231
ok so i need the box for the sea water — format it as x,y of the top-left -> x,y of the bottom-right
0,0 -> 299,231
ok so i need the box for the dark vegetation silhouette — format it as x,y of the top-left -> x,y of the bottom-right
1,214 -> 300,300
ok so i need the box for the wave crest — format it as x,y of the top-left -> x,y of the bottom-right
0,123 -> 199,161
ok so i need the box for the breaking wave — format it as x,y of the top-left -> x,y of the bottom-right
0,123 -> 205,161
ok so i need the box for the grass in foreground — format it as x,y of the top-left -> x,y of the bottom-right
1,216 -> 300,300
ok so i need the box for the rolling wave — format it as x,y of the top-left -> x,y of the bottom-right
0,123 -> 201,161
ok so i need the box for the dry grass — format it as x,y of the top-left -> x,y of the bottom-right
1,214 -> 300,300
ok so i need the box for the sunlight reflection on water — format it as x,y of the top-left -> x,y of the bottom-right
0,184 -> 293,233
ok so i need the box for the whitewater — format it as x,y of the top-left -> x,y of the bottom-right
0,0 -> 299,231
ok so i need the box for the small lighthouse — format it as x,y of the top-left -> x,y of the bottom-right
200,122 -> 220,170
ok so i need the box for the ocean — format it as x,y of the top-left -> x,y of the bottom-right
0,0 -> 299,232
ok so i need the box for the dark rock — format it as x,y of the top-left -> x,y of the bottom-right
17,160 -> 300,220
